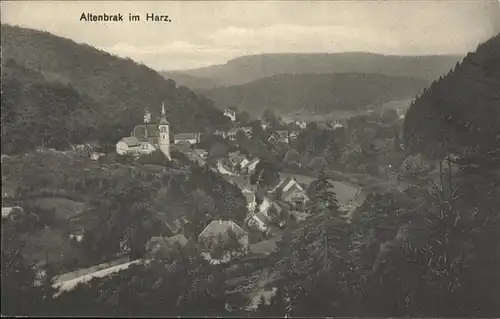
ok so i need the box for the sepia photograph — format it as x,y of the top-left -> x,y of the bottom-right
1,0 -> 499,317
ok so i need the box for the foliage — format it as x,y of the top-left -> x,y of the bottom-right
209,142 -> 229,159
236,110 -> 251,125
275,171 -> 356,316
1,25 -> 230,155
188,165 -> 248,225
250,159 -> 280,189
205,73 -> 431,116
1,222 -> 50,316
136,150 -> 171,166
51,254 -> 233,316
404,34 -> 500,158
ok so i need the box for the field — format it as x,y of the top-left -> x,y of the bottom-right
280,98 -> 413,123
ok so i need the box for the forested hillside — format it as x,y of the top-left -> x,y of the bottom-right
404,33 -> 500,158
1,25 -> 230,154
203,73 -> 428,116
162,52 -> 461,89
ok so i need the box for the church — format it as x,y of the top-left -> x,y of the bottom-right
116,103 -> 171,160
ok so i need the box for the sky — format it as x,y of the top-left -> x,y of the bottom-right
2,1 -> 500,71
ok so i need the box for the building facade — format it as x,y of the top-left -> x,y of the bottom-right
116,103 -> 171,160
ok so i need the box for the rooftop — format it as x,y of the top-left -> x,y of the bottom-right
198,220 -> 247,238
174,132 -> 200,140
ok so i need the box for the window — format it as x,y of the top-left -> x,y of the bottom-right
160,126 -> 167,133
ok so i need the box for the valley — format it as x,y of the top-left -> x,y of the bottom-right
2,8 -> 499,317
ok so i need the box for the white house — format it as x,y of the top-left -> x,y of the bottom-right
116,103 -> 171,160
2,206 -> 24,219
248,197 -> 282,231
90,152 -> 105,161
293,120 -> 307,130
272,176 -> 309,209
224,108 -> 237,122
198,220 -> 249,264
173,132 -> 201,145
239,158 -> 251,171
243,191 -> 256,214
246,158 -> 261,175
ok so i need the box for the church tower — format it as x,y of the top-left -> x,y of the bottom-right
158,102 -> 171,160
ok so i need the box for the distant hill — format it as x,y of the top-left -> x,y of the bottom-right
202,73 -> 429,116
159,72 -> 219,91
404,33 -> 500,158
161,52 -> 462,89
1,24 -> 230,155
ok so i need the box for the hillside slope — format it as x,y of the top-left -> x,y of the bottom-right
1,25 -> 230,154
202,73 -> 429,116
159,72 -> 219,91
162,52 -> 461,89
403,34 -> 500,158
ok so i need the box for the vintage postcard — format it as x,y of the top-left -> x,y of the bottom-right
1,0 -> 499,317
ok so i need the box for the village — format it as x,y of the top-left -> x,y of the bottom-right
2,102 -> 366,304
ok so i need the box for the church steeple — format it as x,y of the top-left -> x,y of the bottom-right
160,102 -> 169,124
158,102 -> 171,160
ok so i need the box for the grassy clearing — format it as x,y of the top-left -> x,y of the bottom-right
24,197 -> 87,220
20,226 -> 88,272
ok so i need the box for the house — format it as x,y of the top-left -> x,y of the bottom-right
261,120 -> 271,130
248,197 -> 282,231
243,191 -> 257,214
268,130 -> 290,143
246,158 -> 261,175
239,158 -> 251,172
272,176 -> 309,209
289,130 -> 300,141
213,130 -> 226,138
69,228 -> 85,243
241,127 -> 253,138
174,132 -> 201,145
116,103 -> 171,160
198,220 -> 249,264
222,127 -> 253,141
90,152 -> 105,161
1,206 -> 24,219
217,160 -> 236,176
293,120 -> 307,130
224,108 -> 237,122
228,152 -> 249,172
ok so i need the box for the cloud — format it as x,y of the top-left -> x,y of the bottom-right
99,41 -> 242,70
101,41 -> 236,56
204,24 -> 407,54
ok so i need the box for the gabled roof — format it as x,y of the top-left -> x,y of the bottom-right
248,158 -> 260,166
282,187 -> 308,201
272,176 -> 294,192
133,125 -> 159,139
174,132 -> 200,140
120,137 -> 141,147
198,220 -> 247,239
243,192 -> 256,205
231,154 -> 247,164
275,130 -> 289,135
253,211 -> 271,225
